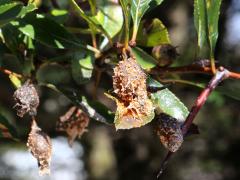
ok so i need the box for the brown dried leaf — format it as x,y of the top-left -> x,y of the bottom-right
56,106 -> 89,147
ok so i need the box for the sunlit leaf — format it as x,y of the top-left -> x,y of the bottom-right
70,0 -> 111,42
49,9 -> 69,24
148,0 -> 164,12
0,1 -> 36,27
206,0 -> 222,57
148,77 -> 189,121
136,18 -> 170,47
71,52 -> 94,85
119,0 -> 131,45
131,0 -> 151,34
11,14 -> 86,49
194,0 -> 209,58
96,0 -> 124,38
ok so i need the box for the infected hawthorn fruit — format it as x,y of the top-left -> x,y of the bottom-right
56,106 -> 89,147
156,113 -> 183,152
112,56 -> 154,129
27,119 -> 52,175
13,80 -> 39,117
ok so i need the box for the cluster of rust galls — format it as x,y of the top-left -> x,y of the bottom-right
13,54 -> 184,175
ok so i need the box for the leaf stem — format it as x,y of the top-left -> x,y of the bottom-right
0,67 -> 22,78
150,63 -> 240,80
210,56 -> 216,74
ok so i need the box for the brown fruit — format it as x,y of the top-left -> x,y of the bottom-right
13,80 -> 39,117
56,106 -> 89,147
156,113 -> 183,152
27,119 -> 52,175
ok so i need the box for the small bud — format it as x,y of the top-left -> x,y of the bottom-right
13,80 -> 39,117
56,106 -> 89,147
156,113 -> 183,152
152,44 -> 179,67
27,119 -> 52,175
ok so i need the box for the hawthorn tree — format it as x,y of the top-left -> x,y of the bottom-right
0,0 -> 239,178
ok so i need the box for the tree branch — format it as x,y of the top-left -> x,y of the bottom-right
157,67 -> 230,178
150,64 -> 240,80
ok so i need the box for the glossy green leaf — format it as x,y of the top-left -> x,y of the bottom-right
206,0 -> 222,57
96,0 -> 124,38
36,64 -> 72,85
148,77 -> 189,121
70,0 -> 111,42
0,1 -> 36,27
71,52 -> 94,85
11,14 -> 86,49
148,0 -> 164,12
119,0 -> 131,46
194,0 -> 209,58
0,114 -> 17,139
136,18 -> 170,47
131,0 -> 151,33
131,47 -> 157,69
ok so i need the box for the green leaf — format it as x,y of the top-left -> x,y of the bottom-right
148,77 -> 189,121
131,0 -> 151,40
71,52 -> 94,85
119,0 -> 131,47
69,0 -> 112,43
0,1 -> 36,27
36,63 -> 72,85
148,0 -> 164,12
1,24 -> 21,55
0,114 -> 17,139
131,47 -> 157,69
194,0 -> 209,58
49,9 -> 69,24
96,0 -> 124,38
11,14 -> 87,49
136,18 -> 170,47
206,0 -> 222,57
